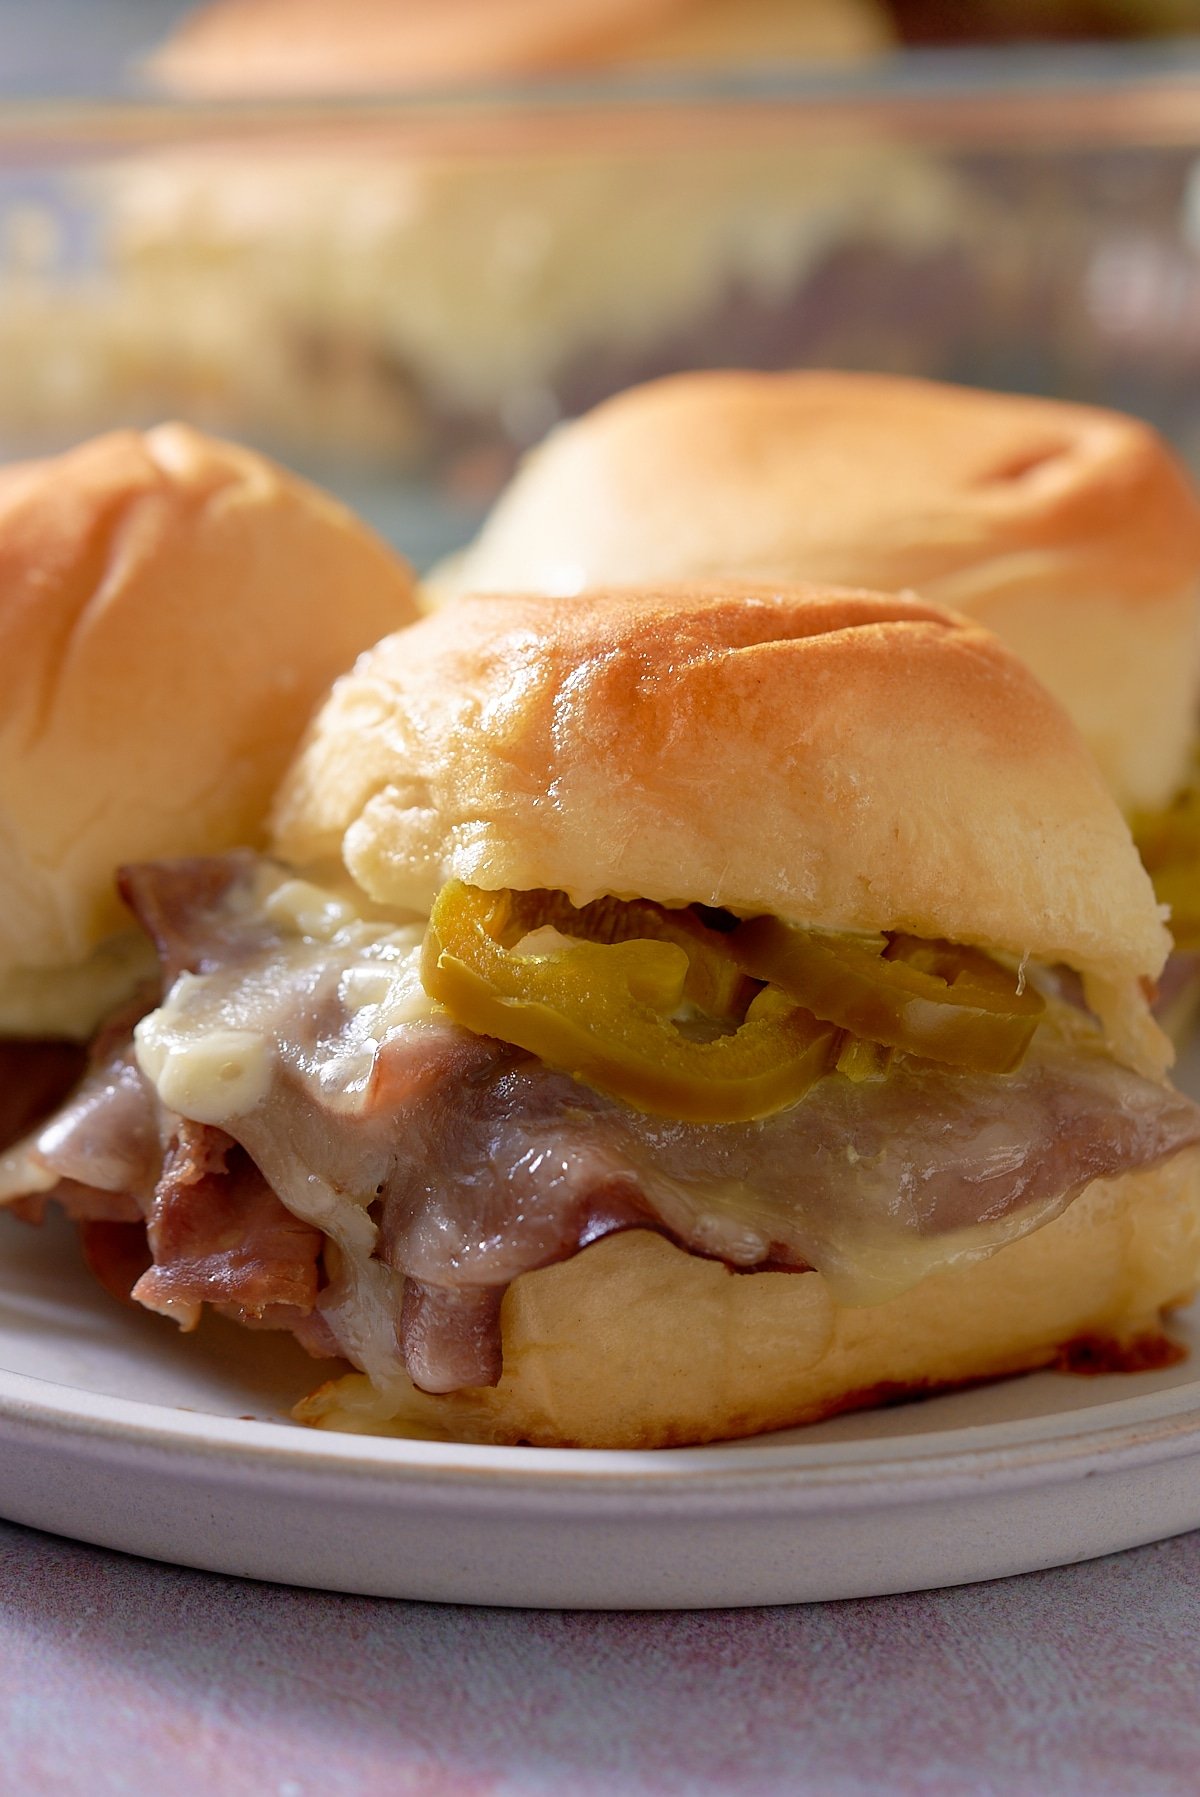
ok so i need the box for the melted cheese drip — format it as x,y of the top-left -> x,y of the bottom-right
121,861 -> 1200,1400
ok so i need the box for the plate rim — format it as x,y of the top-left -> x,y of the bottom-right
6,1360 -> 1200,1511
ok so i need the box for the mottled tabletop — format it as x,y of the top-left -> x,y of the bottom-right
3,1518 -> 1199,1797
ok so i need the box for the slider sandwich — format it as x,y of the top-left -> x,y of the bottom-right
0,423 -> 417,1159
4,584 -> 1200,1448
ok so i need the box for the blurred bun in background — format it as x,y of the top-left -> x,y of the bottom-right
150,0 -> 891,95
0,0 -> 964,493
0,424 -> 417,1039
430,370 -> 1200,818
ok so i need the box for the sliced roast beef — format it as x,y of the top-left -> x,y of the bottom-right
80,1220 -> 153,1305
117,854 -> 268,984
374,1026 -> 1199,1387
0,1039 -> 88,1156
0,988 -> 159,1222
1,936 -> 330,1351
8,855 -> 1200,1394
106,856 -> 1200,1394
132,1118 -> 325,1332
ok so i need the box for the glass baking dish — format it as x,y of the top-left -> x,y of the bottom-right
2,35 -> 1200,566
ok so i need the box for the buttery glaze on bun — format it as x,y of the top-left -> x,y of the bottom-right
274,582 -> 1169,1003
264,582 -> 1195,1448
429,372 -> 1200,814
0,424 -> 417,1038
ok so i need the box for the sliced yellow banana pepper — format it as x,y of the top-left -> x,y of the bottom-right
420,882 -> 836,1123
499,887 -> 753,1018
726,918 -> 1043,1074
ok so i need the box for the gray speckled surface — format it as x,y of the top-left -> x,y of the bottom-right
3,1517 -> 1199,1795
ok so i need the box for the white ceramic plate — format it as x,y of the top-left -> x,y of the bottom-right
5,1198 -> 1200,1608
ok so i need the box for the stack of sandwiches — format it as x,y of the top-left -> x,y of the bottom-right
3,372 -> 1200,1452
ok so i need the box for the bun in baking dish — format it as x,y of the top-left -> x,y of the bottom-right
149,0 -> 889,96
96,4 -> 923,464
0,423 -> 417,1037
273,582 -> 1170,1010
300,1152 -> 1200,1449
429,371 -> 1200,814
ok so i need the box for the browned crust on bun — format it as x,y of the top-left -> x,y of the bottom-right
0,423 -> 417,1034
273,581 -> 1169,991
430,371 -> 1200,812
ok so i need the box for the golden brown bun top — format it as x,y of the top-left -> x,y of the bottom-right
430,371 -> 1200,812
151,0 -> 888,96
436,370 -> 1200,603
0,424 -> 417,1029
273,581 -> 1170,995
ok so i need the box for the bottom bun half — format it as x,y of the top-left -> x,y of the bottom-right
298,1150 -> 1200,1450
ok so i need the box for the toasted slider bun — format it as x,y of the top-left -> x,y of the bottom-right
151,0 -> 888,95
429,372 -> 1200,815
274,581 -> 1189,1448
0,424 -> 417,1038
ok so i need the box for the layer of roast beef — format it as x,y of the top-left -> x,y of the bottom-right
0,990 -> 158,1225
376,1030 -> 1200,1390
4,852 -> 1200,1396
1,998 -> 335,1354
0,887 -> 334,1351
0,1039 -> 88,1157
133,1116 -> 334,1348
